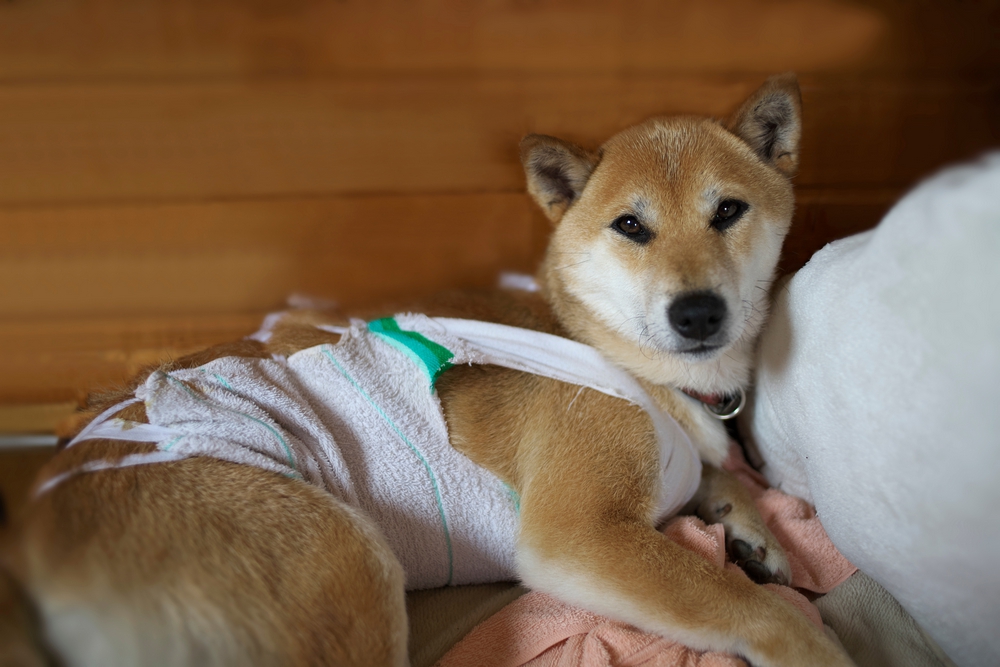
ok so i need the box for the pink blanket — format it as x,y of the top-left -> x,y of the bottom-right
437,445 -> 856,667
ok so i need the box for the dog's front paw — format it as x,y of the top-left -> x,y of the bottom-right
696,466 -> 792,586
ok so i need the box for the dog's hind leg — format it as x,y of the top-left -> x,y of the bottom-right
7,457 -> 408,667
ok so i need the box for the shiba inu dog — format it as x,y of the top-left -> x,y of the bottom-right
0,74 -> 853,667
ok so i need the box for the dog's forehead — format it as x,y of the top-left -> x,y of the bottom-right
594,118 -> 755,198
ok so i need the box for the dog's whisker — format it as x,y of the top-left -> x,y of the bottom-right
615,315 -> 646,338
552,258 -> 593,272
639,323 -> 670,362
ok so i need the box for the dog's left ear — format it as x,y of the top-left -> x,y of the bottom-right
727,73 -> 802,177
520,134 -> 599,223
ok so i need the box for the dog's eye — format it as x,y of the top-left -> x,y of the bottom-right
612,215 -> 652,244
711,200 -> 749,232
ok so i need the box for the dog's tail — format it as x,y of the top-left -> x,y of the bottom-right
0,565 -> 55,667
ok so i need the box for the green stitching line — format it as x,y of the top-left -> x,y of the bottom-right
161,435 -> 184,452
320,346 -> 455,585
368,317 -> 454,387
503,483 -> 521,515
212,373 -> 235,392
162,373 -> 298,474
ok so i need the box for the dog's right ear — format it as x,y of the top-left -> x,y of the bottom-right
727,73 -> 802,177
520,134 -> 598,223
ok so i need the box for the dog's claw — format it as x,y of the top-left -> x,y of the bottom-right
727,537 -> 789,585
729,539 -> 753,561
743,560 -> 772,584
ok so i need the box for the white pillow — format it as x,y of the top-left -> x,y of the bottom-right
746,153 -> 1000,667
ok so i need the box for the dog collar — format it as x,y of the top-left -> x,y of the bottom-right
680,387 -> 746,421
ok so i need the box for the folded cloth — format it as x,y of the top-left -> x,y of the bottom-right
437,444 -> 855,667
816,571 -> 957,667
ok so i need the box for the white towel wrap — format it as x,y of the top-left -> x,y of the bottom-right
48,315 -> 701,589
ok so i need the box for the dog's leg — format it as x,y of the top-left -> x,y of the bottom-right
513,395 -> 852,667
8,458 -> 408,667
519,503 -> 848,667
690,465 -> 791,585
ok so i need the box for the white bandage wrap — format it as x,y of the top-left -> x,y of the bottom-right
56,315 -> 700,590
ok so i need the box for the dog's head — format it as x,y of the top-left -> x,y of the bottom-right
523,74 -> 801,395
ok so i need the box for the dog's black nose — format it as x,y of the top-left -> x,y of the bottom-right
668,292 -> 727,341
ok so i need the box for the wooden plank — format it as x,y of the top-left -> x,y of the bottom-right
0,76 -> 751,204
0,313 -> 267,404
803,79 -> 1000,188
0,0 -> 995,82
0,403 -> 77,434
0,76 -> 995,205
0,193 -> 543,320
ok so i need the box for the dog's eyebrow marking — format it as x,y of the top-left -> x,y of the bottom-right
632,198 -> 650,217
698,189 -> 722,216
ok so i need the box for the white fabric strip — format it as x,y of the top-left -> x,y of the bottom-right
498,272 -> 540,292
246,311 -> 286,343
34,450 -> 191,497
66,398 -> 142,448
429,317 -> 654,405
316,324 -> 350,335
49,398 -> 186,500
72,420 -> 183,444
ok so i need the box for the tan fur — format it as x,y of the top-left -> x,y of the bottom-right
1,74 -> 852,667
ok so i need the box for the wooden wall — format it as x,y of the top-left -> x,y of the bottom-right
0,0 -> 998,422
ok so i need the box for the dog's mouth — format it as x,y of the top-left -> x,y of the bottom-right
676,342 -> 724,358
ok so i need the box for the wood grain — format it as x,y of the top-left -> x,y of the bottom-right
0,0 -> 996,82
0,76 -> 994,206
0,193 -> 543,319
0,403 -> 77,434
0,313 -> 265,404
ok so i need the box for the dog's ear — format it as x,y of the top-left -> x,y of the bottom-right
520,134 -> 599,223
727,73 -> 802,177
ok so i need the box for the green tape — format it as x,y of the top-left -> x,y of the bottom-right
369,317 -> 455,388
